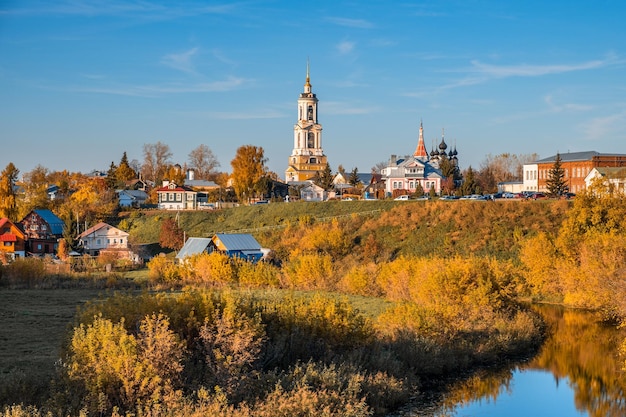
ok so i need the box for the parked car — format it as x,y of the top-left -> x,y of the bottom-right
530,193 -> 546,200
394,195 -> 410,201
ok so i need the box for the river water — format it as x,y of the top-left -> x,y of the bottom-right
409,305 -> 626,417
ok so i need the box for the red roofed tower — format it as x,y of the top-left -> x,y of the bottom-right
413,120 -> 428,160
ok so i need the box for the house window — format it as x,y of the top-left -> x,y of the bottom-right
120,239 -> 124,245
37,244 -> 42,250
96,239 -> 101,245
176,193 -> 182,201
4,241 -> 11,247
107,239 -> 110,244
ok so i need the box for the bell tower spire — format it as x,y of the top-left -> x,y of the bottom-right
285,60 -> 327,183
304,58 -> 311,93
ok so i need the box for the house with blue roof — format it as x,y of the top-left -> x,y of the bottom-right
19,209 -> 66,255
176,233 -> 265,264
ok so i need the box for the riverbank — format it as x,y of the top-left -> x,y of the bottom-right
1,286 -> 544,416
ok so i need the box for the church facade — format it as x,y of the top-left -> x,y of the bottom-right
285,64 -> 328,183
381,122 -> 458,197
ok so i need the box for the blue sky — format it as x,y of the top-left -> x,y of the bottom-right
1,0 -> 625,179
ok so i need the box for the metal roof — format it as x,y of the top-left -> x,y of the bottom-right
176,237 -> 212,259
534,151 -> 626,163
118,190 -> 148,199
214,233 -> 261,251
33,209 -> 65,235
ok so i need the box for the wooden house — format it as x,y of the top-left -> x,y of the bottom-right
19,209 -> 65,255
0,218 -> 26,261
210,233 -> 264,263
176,234 -> 264,263
117,189 -> 149,208
156,181 -> 198,210
77,222 -> 130,256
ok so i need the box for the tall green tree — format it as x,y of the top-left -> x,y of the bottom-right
230,145 -> 267,203
546,153 -> 568,197
106,161 -> 118,189
314,163 -> 335,191
460,166 -> 479,195
348,167 -> 359,186
0,162 -> 20,221
440,157 -> 461,195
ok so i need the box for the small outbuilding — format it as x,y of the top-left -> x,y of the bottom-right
175,237 -> 213,261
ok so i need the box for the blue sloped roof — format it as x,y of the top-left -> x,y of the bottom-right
176,237 -> 212,259
214,233 -> 261,251
34,209 -> 65,235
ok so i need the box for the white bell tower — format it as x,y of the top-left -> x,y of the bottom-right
285,60 -> 327,182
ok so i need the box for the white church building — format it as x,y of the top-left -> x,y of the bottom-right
381,122 -> 458,197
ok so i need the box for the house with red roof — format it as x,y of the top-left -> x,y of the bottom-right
0,218 -> 26,261
156,181 -> 198,210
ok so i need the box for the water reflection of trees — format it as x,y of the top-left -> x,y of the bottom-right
528,305 -> 626,417
434,305 -> 626,417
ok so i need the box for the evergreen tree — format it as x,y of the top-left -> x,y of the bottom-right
460,166 -> 479,195
313,163 -> 335,191
546,153 -> 568,197
348,167 -> 360,186
106,161 -> 118,189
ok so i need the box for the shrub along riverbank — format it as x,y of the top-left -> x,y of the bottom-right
3,188 -> 626,416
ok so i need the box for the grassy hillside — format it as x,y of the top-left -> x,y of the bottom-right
123,199 -> 571,262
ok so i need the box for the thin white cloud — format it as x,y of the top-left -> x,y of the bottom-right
326,17 -> 374,29
544,95 -> 592,112
1,1 -> 236,19
470,59 -> 609,78
161,47 -> 200,74
432,55 -> 620,93
336,41 -> 355,55
70,76 -> 247,97
583,111 -> 626,141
